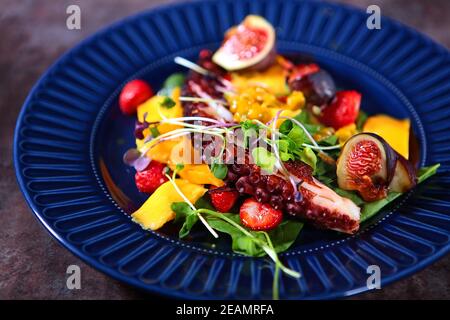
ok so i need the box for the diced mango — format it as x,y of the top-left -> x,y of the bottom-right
336,123 -> 358,145
147,139 -> 181,164
168,136 -> 198,165
132,179 -> 207,230
286,91 -> 305,110
167,138 -> 224,186
231,60 -> 289,96
363,114 -> 410,159
137,87 -> 183,134
174,164 -> 225,187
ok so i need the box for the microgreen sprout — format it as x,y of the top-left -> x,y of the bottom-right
174,56 -> 211,76
179,96 -> 228,105
195,208 -> 301,299
271,110 -> 302,195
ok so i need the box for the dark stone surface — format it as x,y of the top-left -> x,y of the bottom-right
0,0 -> 448,300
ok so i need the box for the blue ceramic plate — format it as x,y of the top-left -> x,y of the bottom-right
14,0 -> 450,299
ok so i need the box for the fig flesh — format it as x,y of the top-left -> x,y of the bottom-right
337,133 -> 416,201
212,15 -> 276,71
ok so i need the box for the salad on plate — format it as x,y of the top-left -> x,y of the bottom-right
118,15 -> 439,299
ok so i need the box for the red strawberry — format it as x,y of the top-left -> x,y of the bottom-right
239,198 -> 283,231
288,63 -> 320,83
320,90 -> 361,129
119,79 -> 154,115
209,186 -> 239,213
135,161 -> 168,194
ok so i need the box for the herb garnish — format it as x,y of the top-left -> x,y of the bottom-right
160,96 -> 176,109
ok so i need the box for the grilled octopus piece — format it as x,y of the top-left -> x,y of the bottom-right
228,161 -> 360,234
182,51 -> 231,121
284,161 -> 360,234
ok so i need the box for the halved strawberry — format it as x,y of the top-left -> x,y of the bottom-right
135,161 -> 168,194
320,90 -> 361,129
209,186 -> 239,213
239,198 -> 283,231
288,63 -> 320,83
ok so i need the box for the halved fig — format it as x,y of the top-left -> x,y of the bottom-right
389,155 -> 417,193
337,133 -> 416,201
212,15 -> 276,71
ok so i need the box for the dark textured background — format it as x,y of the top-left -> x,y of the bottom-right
1,0 -> 449,300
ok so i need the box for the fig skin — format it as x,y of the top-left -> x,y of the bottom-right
243,47 -> 276,72
389,155 -> 417,193
337,133 -> 417,201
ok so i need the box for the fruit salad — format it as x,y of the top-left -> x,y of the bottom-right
119,15 -> 439,299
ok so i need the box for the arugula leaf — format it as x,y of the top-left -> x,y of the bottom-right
267,220 -> 304,253
171,202 -> 303,300
359,164 -> 440,222
294,110 -> 309,123
252,147 -> 277,173
297,147 -> 317,172
294,110 -> 322,134
319,135 -> 338,146
206,214 -> 303,257
194,196 -> 216,211
207,215 -> 266,256
172,200 -> 303,257
287,125 -> 308,146
317,164 -> 441,223
360,192 -> 401,222
418,163 -> 440,183
160,96 -> 176,109
149,126 -> 160,138
315,159 -> 336,186
279,119 -> 293,135
171,202 -> 198,238
356,111 -> 368,130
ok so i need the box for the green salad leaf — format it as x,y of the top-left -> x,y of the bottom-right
252,147 -> 277,173
172,202 -> 198,238
360,192 -> 401,222
315,160 -> 336,186
172,198 -> 303,258
206,214 -> 303,257
171,199 -> 302,300
318,134 -> 338,146
294,111 -> 322,134
355,110 -> 368,130
418,163 -> 441,183
334,164 -> 441,222
297,147 -> 317,172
